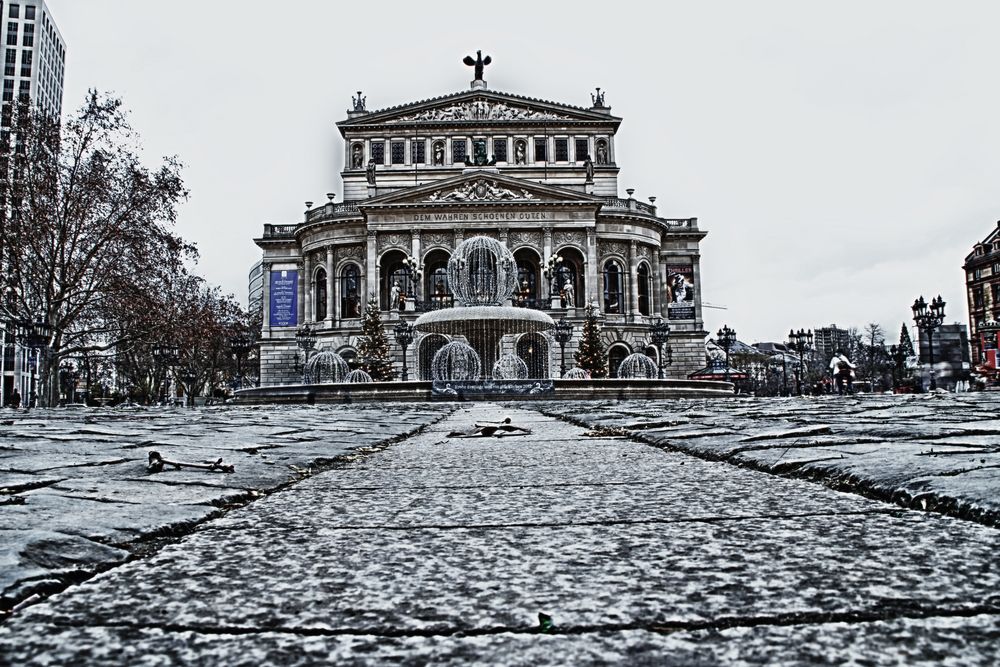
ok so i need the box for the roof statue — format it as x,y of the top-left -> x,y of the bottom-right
463,50 -> 492,81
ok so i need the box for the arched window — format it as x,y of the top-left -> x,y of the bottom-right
424,250 -> 452,310
340,264 -> 361,319
603,260 -> 625,314
637,263 -> 651,316
380,250 -> 414,310
608,344 -> 630,378
513,247 -> 541,309
315,268 -> 327,321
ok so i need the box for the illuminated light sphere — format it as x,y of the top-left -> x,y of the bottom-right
432,341 -> 483,381
305,351 -> 350,384
447,236 -> 518,306
617,353 -> 658,379
346,369 -> 374,383
563,367 -> 592,380
492,352 -> 529,380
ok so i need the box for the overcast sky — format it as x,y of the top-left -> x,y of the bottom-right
47,0 -> 1000,345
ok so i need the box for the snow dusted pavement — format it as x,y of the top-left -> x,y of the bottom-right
1,402 -> 998,665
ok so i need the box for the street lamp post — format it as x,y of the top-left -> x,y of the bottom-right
393,321 -> 415,381
553,318 -> 574,378
912,294 -> 945,391
543,254 -> 563,304
152,343 -> 179,405
786,328 -> 814,396
649,318 -> 671,379
716,325 -> 736,382
179,368 -> 197,408
230,335 -> 254,391
296,324 -> 317,383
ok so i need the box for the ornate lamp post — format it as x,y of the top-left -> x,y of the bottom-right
649,318 -> 671,379
230,335 -> 254,391
403,255 -> 422,307
716,325 -> 736,382
912,294 -> 945,391
553,318 -> 574,377
543,254 -> 563,303
393,321 -> 415,381
179,368 -> 197,408
888,344 -> 908,391
296,324 -> 316,383
786,328 -> 814,396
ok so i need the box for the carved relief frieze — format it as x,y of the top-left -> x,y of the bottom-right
389,100 -> 572,123
334,244 -> 364,263
423,232 -> 452,249
553,230 -> 585,250
425,179 -> 536,203
599,241 -> 628,258
637,245 -> 651,259
377,232 -> 408,252
509,230 -> 542,249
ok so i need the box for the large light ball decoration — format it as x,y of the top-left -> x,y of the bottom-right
447,236 -> 518,306
305,351 -> 350,384
617,353 -> 658,379
564,367 -> 591,380
492,352 -> 529,380
432,341 -> 483,381
346,369 -> 374,383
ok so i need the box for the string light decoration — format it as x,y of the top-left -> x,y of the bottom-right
617,353 -> 658,379
304,351 -> 350,384
564,367 -> 591,380
432,341 -> 483,381
492,352 -> 529,380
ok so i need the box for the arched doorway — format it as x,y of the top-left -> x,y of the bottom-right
417,334 -> 449,380
513,247 -> 540,309
380,250 -> 414,311
555,247 -> 585,308
423,249 -> 452,310
516,333 -> 549,379
607,343 -> 631,378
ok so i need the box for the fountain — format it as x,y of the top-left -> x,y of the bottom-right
415,236 -> 554,381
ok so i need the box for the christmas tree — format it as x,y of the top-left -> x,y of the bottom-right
899,323 -> 914,356
574,303 -> 607,378
357,296 -> 396,381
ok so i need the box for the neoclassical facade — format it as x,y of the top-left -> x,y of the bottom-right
255,64 -> 708,385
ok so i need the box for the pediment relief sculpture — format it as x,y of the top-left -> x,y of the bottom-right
425,179 -> 537,203
390,100 -> 571,123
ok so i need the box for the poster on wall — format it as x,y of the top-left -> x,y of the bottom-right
666,265 -> 695,320
269,269 -> 298,327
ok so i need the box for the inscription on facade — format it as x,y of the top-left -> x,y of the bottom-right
413,212 -> 549,222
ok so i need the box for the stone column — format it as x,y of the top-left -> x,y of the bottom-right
366,230 -> 378,309
325,247 -> 334,327
411,230 -> 422,303
295,260 -> 304,326
628,241 -> 639,320
262,262 -> 272,337
659,252 -> 670,318
303,254 -> 313,323
586,229 -> 598,308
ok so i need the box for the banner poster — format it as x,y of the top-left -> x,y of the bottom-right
269,269 -> 298,327
666,265 -> 695,320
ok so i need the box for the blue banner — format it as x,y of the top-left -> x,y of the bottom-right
269,269 -> 298,327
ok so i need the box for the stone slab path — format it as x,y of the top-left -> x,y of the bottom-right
1,403 -> 998,665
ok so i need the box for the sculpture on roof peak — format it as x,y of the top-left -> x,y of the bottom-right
463,50 -> 492,81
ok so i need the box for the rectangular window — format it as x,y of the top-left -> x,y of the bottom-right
493,138 -> 507,162
411,139 -> 425,164
993,284 -> 1000,303
19,50 -> 30,77
975,268 -> 984,280
2,79 -> 12,102
22,34 -> 32,47
452,138 -> 467,163
974,286 -> 985,309
6,23 -> 17,46
534,138 -> 547,162
23,23 -> 33,34
5,50 -> 14,64
555,138 -> 569,161
369,141 -> 384,165
8,5 -> 18,19
390,140 -> 405,165
993,263 -> 1000,276
24,6 -> 34,20
575,138 -> 589,161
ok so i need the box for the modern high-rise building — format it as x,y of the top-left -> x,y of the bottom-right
0,0 -> 65,406
813,324 -> 851,362
0,0 -> 65,119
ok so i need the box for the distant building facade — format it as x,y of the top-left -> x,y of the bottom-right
253,59 -> 709,385
0,0 -> 65,406
812,324 -> 851,362
916,323 -> 971,391
962,220 -> 1000,366
248,259 -> 263,320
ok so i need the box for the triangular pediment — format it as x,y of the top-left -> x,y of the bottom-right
361,171 -> 604,208
338,89 -> 620,130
